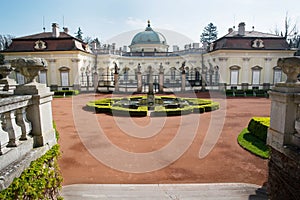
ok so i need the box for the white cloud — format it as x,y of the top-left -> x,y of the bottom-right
125,17 -> 146,29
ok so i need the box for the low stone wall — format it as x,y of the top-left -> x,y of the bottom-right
268,148 -> 300,200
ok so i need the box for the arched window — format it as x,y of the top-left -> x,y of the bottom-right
16,72 -> 25,84
38,70 -> 47,85
123,67 -> 129,81
273,66 -> 282,84
170,67 -> 176,81
195,70 -> 200,81
229,66 -> 240,86
59,67 -> 70,87
185,67 -> 189,80
252,66 -> 262,86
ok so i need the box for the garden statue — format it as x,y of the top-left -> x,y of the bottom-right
159,63 -> 164,73
113,62 -> 119,74
137,63 -> 141,73
180,61 -> 186,74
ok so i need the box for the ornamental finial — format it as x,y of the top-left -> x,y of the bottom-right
147,20 -> 150,27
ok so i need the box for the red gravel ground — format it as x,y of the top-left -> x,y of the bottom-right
52,92 -> 270,186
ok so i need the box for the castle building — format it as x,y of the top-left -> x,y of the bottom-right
2,21 -> 296,92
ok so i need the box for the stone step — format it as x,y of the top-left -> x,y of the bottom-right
61,183 -> 268,200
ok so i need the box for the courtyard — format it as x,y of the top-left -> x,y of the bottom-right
53,93 -> 270,186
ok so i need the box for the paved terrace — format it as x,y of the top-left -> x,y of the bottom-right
52,93 -> 271,199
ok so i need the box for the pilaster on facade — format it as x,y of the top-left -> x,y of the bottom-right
218,57 -> 228,62
264,57 -> 272,62
47,58 -> 56,63
71,58 -> 81,63
242,57 -> 251,62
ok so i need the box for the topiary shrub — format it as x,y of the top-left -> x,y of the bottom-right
247,117 -> 270,142
54,90 -> 79,96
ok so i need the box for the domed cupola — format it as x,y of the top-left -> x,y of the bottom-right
129,20 -> 169,52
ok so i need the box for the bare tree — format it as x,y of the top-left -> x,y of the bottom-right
0,34 -> 14,50
272,12 -> 299,48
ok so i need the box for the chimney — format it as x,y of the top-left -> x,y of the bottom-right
173,45 -> 179,52
238,22 -> 245,36
52,23 -> 60,38
63,27 -> 69,34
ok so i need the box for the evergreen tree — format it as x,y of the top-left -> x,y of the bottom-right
0,54 -> 4,65
200,23 -> 218,44
75,27 -> 83,40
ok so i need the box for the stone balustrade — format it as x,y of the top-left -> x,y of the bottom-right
0,95 -> 32,169
0,57 -> 57,191
267,57 -> 300,200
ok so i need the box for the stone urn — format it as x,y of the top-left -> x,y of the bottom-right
11,57 -> 47,83
277,57 -> 300,83
0,64 -> 16,92
0,64 -> 13,80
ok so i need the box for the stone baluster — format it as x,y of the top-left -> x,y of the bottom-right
16,107 -> 32,141
0,114 -> 9,155
3,110 -> 22,147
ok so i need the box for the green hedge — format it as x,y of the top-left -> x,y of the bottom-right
237,128 -> 270,159
0,124 -> 63,200
248,117 -> 270,142
0,145 -> 63,200
54,90 -> 79,96
225,89 -> 268,97
87,96 -> 219,117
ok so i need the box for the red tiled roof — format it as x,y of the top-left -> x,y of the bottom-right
210,31 -> 290,51
4,32 -> 92,53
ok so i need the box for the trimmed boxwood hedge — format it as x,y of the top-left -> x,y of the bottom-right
248,117 -> 270,142
0,124 -> 63,200
237,128 -> 270,159
87,96 -> 220,117
237,117 -> 270,158
54,90 -> 79,96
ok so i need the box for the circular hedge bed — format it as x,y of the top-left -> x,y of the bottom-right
87,95 -> 220,117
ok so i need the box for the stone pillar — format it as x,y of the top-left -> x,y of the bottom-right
264,58 -> 272,86
181,73 -> 186,92
137,72 -> 142,93
93,72 -> 98,92
48,59 -> 58,91
71,58 -> 81,91
241,83 -> 249,90
11,58 -> 56,148
159,72 -> 164,93
148,67 -> 154,94
114,73 -> 119,92
242,57 -> 250,86
267,57 -> 300,200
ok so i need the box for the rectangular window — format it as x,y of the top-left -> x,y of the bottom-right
16,72 -> 25,84
274,70 -> 282,84
61,71 -> 69,86
230,70 -> 238,85
252,70 -> 260,85
38,71 -> 47,84
171,70 -> 175,81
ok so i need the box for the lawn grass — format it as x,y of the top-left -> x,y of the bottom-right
237,128 -> 270,159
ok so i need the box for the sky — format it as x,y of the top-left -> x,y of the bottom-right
1,0 -> 300,49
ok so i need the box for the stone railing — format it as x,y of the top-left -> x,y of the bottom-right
267,57 -> 300,200
0,57 -> 57,190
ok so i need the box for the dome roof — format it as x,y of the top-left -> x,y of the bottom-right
130,21 -> 167,45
